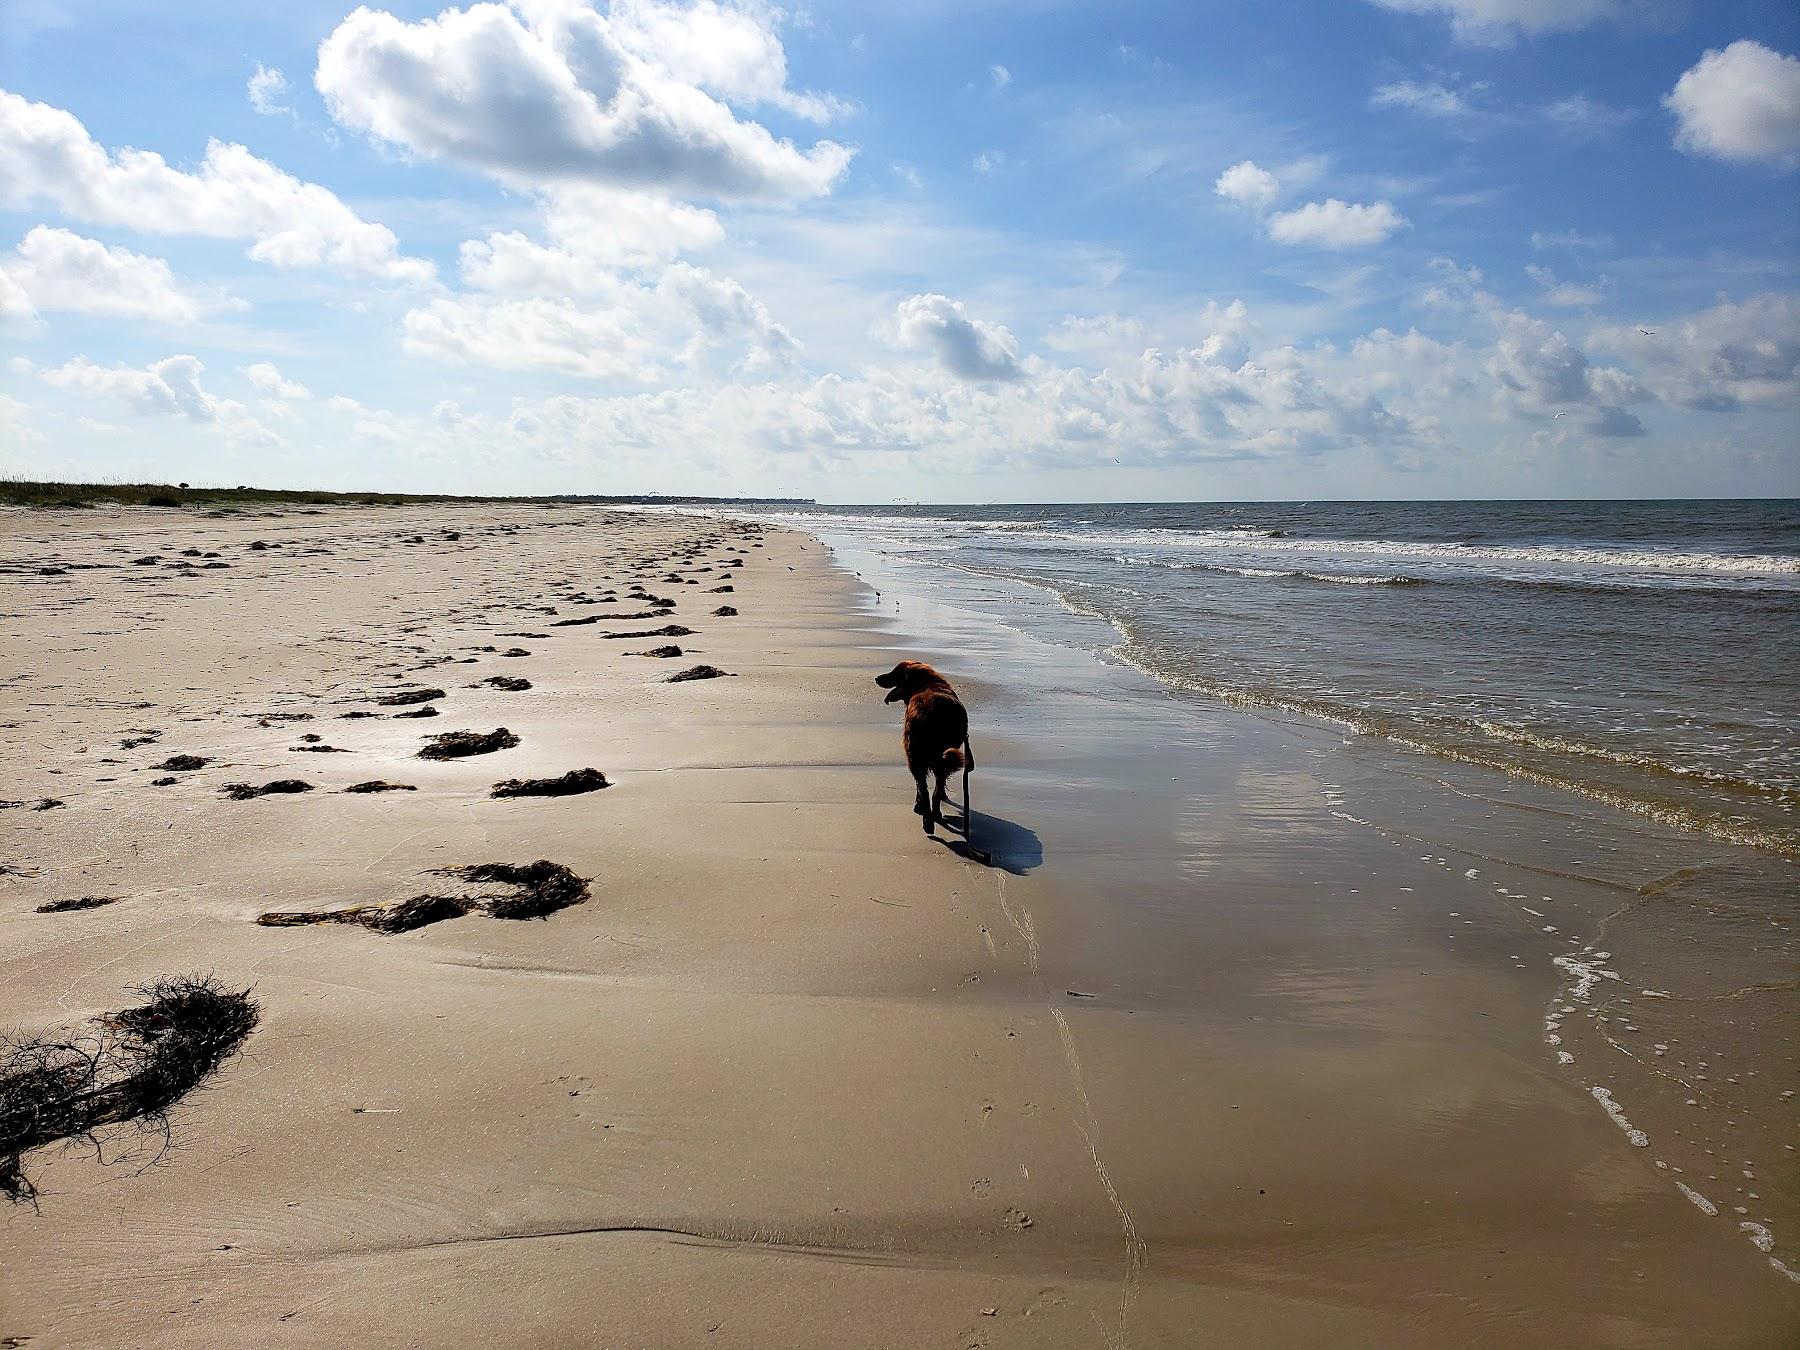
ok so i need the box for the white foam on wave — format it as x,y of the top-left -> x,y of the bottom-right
1590,1086 -> 1650,1146
657,506 -> 1799,582
1119,558 -> 1425,586
1740,1220 -> 1776,1253
1057,527 -> 1799,577
1677,1181 -> 1720,1216
1555,952 -> 1622,1002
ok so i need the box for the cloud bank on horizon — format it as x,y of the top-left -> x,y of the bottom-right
2,0 -> 1796,500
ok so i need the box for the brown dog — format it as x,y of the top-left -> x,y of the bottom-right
875,660 -> 974,834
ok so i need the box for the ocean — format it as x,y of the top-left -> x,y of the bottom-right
748,499 -> 1799,859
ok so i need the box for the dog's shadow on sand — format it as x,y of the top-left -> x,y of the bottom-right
934,806 -> 1043,876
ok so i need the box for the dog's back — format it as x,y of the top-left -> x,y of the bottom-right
875,659 -> 974,832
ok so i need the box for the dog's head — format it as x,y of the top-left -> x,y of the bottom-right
875,659 -> 935,704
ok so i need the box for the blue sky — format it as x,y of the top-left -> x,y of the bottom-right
2,0 -> 1796,501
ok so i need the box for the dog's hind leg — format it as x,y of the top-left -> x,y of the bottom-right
912,767 -> 934,830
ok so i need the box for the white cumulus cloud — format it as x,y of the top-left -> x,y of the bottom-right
1,227 -> 210,321
1365,0 -> 1641,45
246,361 -> 311,401
314,1 -> 852,201
0,90 -> 432,282
891,293 -> 1023,381
35,353 -> 278,444
247,63 -> 291,117
1665,40 -> 1800,167
404,261 -> 797,381
606,0 -> 851,123
1266,199 -> 1408,249
1214,159 -> 1279,209
1591,294 -> 1800,411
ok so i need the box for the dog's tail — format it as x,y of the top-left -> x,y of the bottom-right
943,737 -> 974,774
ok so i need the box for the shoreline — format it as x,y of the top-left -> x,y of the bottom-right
2,504 -> 1795,1346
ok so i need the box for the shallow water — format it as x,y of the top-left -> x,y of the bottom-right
761,500 -> 1800,856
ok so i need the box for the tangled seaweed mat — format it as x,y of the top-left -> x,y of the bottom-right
257,860 -> 589,934
666,665 -> 735,682
477,675 -> 531,691
1,975 -> 258,1205
375,687 -> 444,707
35,895 -> 123,914
602,624 -> 693,640
221,779 -> 312,800
490,768 -> 608,798
417,728 -> 519,760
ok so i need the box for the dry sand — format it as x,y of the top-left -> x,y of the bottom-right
1,504 -> 1794,1348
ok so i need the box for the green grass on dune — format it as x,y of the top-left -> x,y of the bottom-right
0,478 -> 544,510
1,479 -> 815,510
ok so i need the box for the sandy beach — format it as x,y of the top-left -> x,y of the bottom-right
2,503 -> 1795,1348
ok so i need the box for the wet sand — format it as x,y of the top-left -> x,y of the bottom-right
1,504 -> 1795,1347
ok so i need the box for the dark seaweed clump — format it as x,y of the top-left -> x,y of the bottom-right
343,780 -> 417,794
256,860 -> 588,933
447,861 -> 589,919
490,768 -> 609,799
478,675 -> 531,691
34,896 -> 122,914
0,975 -> 258,1206
152,755 -> 210,772
258,893 -> 478,935
602,624 -> 694,640
666,665 -> 734,682
417,728 -> 519,760
375,687 -> 445,707
220,780 -> 313,800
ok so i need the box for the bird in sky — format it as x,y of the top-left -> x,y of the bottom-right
1553,411 -> 1568,418
1638,328 -> 1655,335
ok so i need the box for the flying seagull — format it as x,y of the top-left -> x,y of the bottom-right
1638,328 -> 1655,336
1553,411 -> 1568,418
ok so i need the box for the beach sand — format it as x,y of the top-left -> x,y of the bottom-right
2,504 -> 1794,1347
